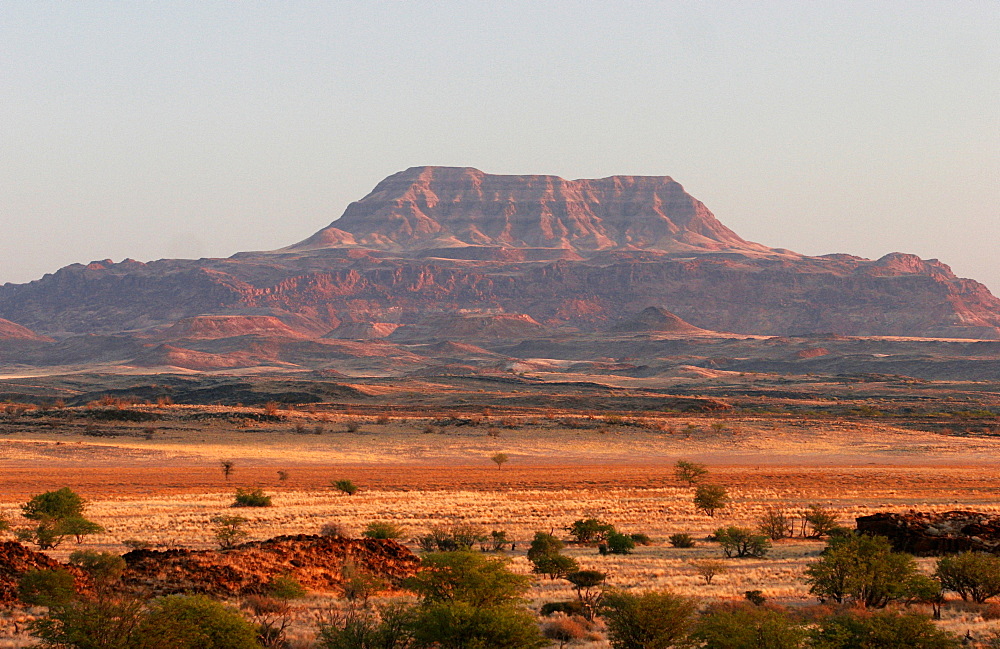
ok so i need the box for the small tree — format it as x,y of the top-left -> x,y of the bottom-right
601,589 -> 697,649
758,506 -> 794,541
567,518 -> 616,545
220,460 -> 235,482
802,504 -> 841,538
491,452 -> 509,470
20,487 -> 101,549
674,460 -> 709,485
714,526 -> 771,558
693,483 -> 729,517
565,570 -> 606,620
691,559 -> 728,585
804,533 -> 919,608
532,553 -> 580,580
62,517 -> 105,544
935,551 -> 1000,603
211,514 -> 250,549
405,551 -> 532,608
362,521 -> 407,540
276,470 -> 289,483
332,479 -> 359,496
603,532 -> 636,556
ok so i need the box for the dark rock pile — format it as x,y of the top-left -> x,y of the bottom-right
121,534 -> 420,597
856,511 -> 1000,556
0,541 -> 87,605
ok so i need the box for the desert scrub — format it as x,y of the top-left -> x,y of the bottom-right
232,488 -> 272,508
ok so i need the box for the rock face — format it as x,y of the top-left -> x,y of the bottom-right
1,166 -> 999,341
856,511 -> 1000,556
292,166 -> 769,256
121,535 -> 420,597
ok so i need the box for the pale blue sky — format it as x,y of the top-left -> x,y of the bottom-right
2,1 -> 998,291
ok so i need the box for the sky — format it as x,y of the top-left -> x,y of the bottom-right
1,1 -> 998,291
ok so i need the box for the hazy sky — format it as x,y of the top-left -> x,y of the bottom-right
2,2 -> 998,291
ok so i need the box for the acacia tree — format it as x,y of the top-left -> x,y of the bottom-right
674,460 -> 708,486
693,484 -> 729,517
18,488 -> 102,549
804,533 -> 920,608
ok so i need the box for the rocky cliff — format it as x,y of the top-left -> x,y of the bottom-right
1,166 -> 998,341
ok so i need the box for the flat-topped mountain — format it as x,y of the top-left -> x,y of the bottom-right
1,166 -> 999,346
290,166 -> 775,257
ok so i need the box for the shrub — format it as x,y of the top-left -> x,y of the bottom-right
345,419 -> 361,433
693,484 -> 729,517
532,553 -> 580,579
210,514 -> 250,549
405,551 -> 531,608
668,533 -> 696,548
744,590 -> 767,606
320,522 -> 351,538
482,529 -> 510,552
714,526 -> 771,558
674,459 -> 708,485
809,609 -> 960,649
542,613 -> 589,648
141,594 -> 261,649
268,574 -> 307,601
232,488 -> 272,508
409,600 -> 547,649
567,518 -> 616,544
603,532 -> 636,555
451,523 -> 488,549
340,561 -> 385,604
692,604 -> 807,648
935,551 -> 1000,603
691,559 -> 728,585
527,531 -> 564,560
362,521 -> 407,540
802,504 -> 840,538
68,550 -> 125,585
758,506 -> 794,541
630,533 -> 653,546
318,603 -> 415,649
601,589 -> 697,649
540,601 -> 585,617
18,568 -> 77,606
332,479 -> 359,496
804,533 -> 919,608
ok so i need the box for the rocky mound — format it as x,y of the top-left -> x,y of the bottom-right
610,306 -> 709,334
157,315 -> 306,341
290,166 -> 770,256
121,535 -> 420,597
130,344 -> 268,371
856,511 -> 1000,555
390,313 -> 548,343
0,318 -> 52,342
325,321 -> 401,340
0,541 -> 88,605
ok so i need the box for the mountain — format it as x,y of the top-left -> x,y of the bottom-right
1,166 -> 999,344
610,307 -> 711,335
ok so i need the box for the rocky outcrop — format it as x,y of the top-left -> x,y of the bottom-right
610,306 -> 710,334
155,315 -> 308,341
389,312 -> 549,343
0,542 -> 88,605
121,535 -> 420,597
856,511 -> 1000,556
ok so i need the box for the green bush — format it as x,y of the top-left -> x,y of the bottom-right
526,531 -> 564,560
405,551 -> 531,608
668,533 -> 696,548
232,488 -> 272,508
362,521 -> 407,540
19,488 -> 102,549
809,609 -> 960,649
935,551 -> 1000,603
803,505 -> 841,538
22,487 -> 86,521
141,594 -> 261,649
28,594 -> 148,648
539,600 -> 585,617
601,589 -> 697,649
18,569 -> 77,607
691,604 -> 807,648
210,514 -> 250,549
804,533 -> 919,608
332,479 -> 358,496
714,526 -> 771,558
602,532 -> 636,555
318,603 -> 414,649
567,518 -> 616,544
68,550 -> 126,585
530,553 -> 579,580
409,600 -> 547,649
629,533 -> 653,546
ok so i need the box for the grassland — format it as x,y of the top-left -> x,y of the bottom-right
2,400 -> 1000,646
